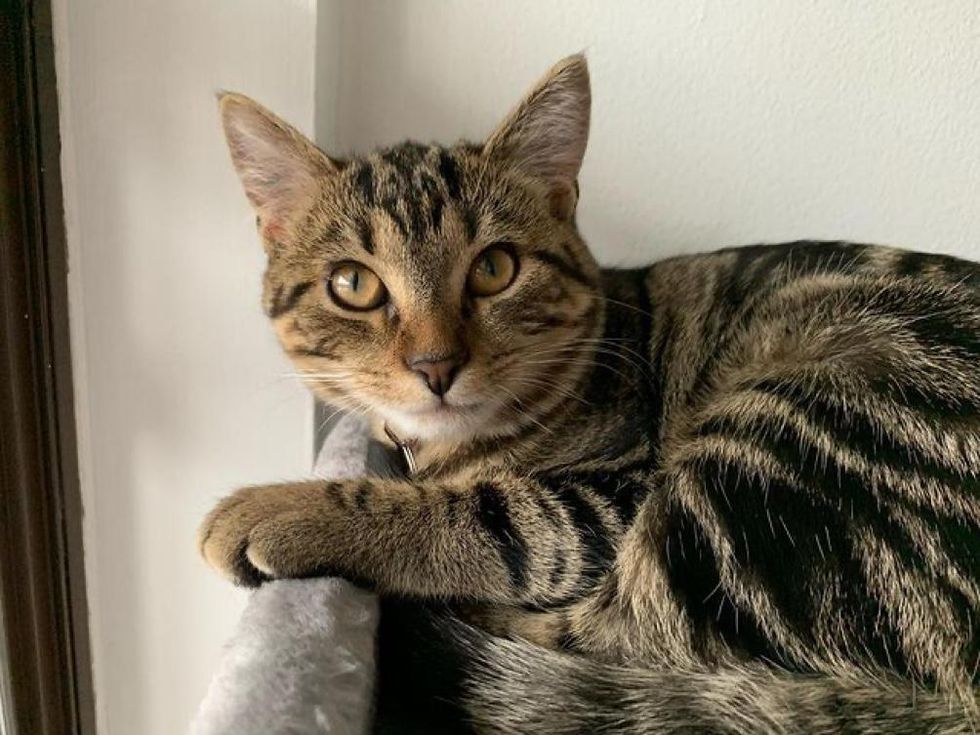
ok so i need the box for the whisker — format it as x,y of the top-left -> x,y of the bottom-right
514,344 -> 651,380
314,396 -> 373,438
517,338 -> 654,372
581,292 -> 658,320
517,356 -> 640,385
508,375 -> 592,407
498,384 -> 553,435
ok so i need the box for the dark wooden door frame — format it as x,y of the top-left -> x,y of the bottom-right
0,1 -> 96,734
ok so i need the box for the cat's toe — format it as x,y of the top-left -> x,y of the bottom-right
245,512 -> 327,580
198,486 -> 280,585
199,481 -> 340,584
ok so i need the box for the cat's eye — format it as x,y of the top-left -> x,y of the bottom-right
467,245 -> 518,297
327,262 -> 387,311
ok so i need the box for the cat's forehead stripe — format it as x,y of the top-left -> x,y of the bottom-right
356,218 -> 375,255
437,149 -> 463,200
463,207 -> 479,243
353,162 -> 375,206
430,197 -> 445,233
345,143 -> 479,248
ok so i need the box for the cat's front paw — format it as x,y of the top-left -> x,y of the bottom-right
198,481 -> 339,586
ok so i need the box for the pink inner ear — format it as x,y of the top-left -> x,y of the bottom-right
548,181 -> 577,220
245,170 -> 299,240
261,219 -> 285,241
256,213 -> 284,241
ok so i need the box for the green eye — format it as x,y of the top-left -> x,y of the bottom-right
328,262 -> 387,310
467,246 -> 518,297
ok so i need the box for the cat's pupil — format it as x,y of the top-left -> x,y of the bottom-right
350,270 -> 360,291
483,256 -> 496,277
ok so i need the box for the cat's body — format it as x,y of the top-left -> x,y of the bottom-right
205,56 -> 980,732
377,239 -> 980,734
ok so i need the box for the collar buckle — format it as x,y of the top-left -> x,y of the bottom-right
384,424 -> 418,476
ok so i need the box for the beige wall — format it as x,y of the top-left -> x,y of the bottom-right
332,1 -> 980,264
53,1 -> 318,733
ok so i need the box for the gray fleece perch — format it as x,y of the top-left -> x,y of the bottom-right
190,415 -> 383,735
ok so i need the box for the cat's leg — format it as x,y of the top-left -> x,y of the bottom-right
198,473 -> 625,606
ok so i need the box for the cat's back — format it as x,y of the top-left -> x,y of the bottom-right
645,239 -> 980,328
640,240 -> 980,424
614,240 -> 980,692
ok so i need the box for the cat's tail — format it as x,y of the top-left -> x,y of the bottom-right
460,630 -> 977,734
375,602 -> 978,735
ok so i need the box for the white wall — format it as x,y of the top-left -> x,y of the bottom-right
53,2 -> 318,733
54,2 -> 980,733
332,1 -> 980,264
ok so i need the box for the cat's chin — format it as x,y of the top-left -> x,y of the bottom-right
378,401 -> 498,444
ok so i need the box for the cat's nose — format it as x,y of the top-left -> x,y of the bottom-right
407,352 -> 467,397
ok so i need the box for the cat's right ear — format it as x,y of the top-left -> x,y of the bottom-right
218,92 -> 338,243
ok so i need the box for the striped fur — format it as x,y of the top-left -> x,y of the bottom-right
206,56 -> 980,732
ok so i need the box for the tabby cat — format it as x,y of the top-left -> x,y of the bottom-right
202,55 -> 980,733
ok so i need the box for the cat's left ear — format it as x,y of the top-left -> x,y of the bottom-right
484,54 -> 591,219
218,92 -> 339,244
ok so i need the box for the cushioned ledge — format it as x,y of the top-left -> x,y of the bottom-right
190,414 -> 381,735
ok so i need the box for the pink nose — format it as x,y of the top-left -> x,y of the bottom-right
407,352 -> 467,396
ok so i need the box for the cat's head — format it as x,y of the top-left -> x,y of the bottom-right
219,55 -> 602,443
